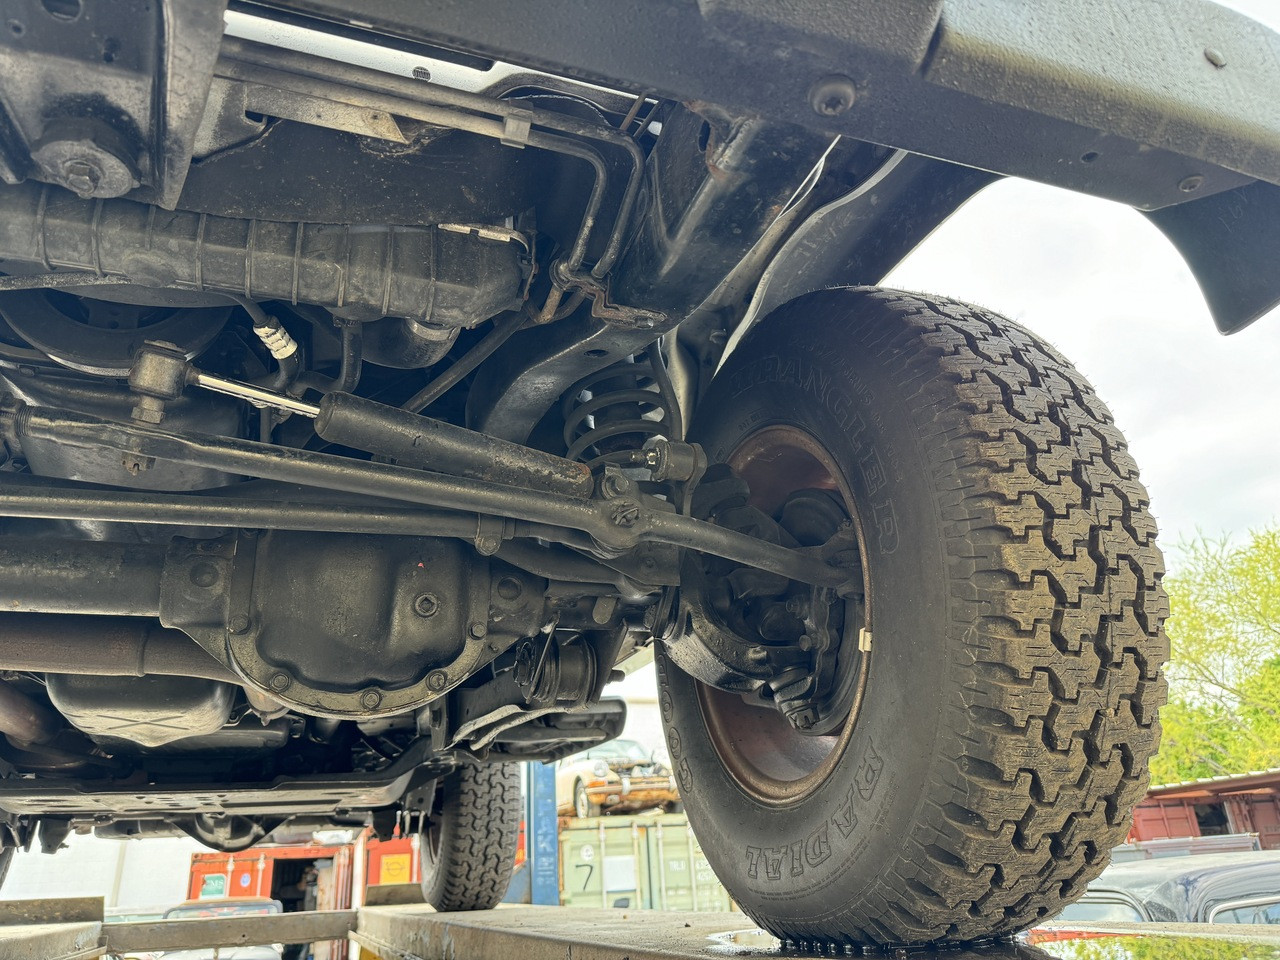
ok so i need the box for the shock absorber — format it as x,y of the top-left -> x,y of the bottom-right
560,341 -> 684,466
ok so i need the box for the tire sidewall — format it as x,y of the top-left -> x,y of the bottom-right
660,291 -> 953,927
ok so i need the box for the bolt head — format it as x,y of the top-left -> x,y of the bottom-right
189,561 -> 219,589
60,157 -> 102,196
228,615 -> 250,634
413,593 -> 439,618
809,75 -> 857,117
359,688 -> 383,710
30,123 -> 140,199
268,672 -> 291,692
468,621 -> 488,640
427,670 -> 448,692
601,472 -> 630,497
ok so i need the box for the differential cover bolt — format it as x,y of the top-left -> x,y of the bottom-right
427,670 -> 448,692
359,689 -> 383,710
268,672 -> 291,692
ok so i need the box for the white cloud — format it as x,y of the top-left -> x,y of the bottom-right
884,174 -> 1280,552
882,0 -> 1280,554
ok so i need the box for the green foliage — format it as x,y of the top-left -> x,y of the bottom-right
1150,528 -> 1280,784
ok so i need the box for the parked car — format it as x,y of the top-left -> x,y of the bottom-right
157,898 -> 285,960
556,740 -> 680,818
1054,852 -> 1280,924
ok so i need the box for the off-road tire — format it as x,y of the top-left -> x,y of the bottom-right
659,287 -> 1168,945
420,763 -> 520,911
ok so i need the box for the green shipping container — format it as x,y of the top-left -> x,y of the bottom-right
559,817 -> 650,909
557,813 -> 735,913
644,815 -> 733,913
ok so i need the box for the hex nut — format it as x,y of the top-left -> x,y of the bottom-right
129,398 -> 167,425
600,472 -> 630,498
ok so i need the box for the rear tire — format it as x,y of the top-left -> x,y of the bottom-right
420,763 -> 520,911
659,287 -> 1168,945
573,780 -> 600,819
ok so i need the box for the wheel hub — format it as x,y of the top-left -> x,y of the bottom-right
674,424 -> 873,804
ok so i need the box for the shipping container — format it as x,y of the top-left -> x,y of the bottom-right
559,817 -> 650,908
365,836 -> 421,887
557,814 -> 735,912
644,816 -> 733,913
1130,800 -> 1200,843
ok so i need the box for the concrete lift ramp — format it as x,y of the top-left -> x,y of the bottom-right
3,902 -> 1280,959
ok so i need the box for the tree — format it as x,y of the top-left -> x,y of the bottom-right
1149,528 -> 1280,784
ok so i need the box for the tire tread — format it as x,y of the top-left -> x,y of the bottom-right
759,289 -> 1168,943
422,763 -> 521,912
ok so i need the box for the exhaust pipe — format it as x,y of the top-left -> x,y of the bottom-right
0,614 -> 238,683
0,682 -> 61,745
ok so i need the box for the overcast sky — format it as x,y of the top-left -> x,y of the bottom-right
886,0 -> 1280,557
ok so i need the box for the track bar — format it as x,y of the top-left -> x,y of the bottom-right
1,402 -> 848,588
0,480 -> 505,541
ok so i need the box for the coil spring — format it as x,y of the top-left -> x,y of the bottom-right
561,342 -> 683,466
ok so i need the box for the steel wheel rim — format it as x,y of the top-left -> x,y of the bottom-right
695,424 -> 872,806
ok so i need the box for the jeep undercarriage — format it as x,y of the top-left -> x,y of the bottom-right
0,0 -> 1275,944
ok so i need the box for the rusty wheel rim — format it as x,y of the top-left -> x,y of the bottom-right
695,424 -> 872,806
